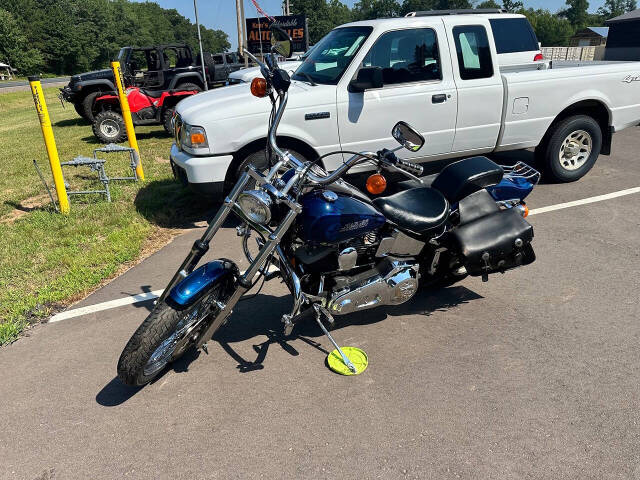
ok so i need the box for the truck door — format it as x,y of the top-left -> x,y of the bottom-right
443,19 -> 503,153
336,24 -> 457,162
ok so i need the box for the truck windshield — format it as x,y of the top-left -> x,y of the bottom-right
292,26 -> 372,85
117,48 -> 127,62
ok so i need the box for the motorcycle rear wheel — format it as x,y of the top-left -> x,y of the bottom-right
117,289 -> 224,386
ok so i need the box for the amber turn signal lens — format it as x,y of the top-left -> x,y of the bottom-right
190,132 -> 206,145
523,204 -> 529,217
366,173 -> 387,195
251,77 -> 268,98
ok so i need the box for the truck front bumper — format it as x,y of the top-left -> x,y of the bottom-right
170,143 -> 233,198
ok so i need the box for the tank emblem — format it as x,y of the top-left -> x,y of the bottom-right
339,219 -> 369,232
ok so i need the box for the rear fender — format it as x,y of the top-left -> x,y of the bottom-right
167,259 -> 238,310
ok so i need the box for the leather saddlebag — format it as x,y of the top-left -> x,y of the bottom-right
450,208 -> 535,277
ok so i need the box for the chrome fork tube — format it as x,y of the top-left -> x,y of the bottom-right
195,208 -> 300,348
157,172 -> 251,304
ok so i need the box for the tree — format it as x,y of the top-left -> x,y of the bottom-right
561,0 -> 590,28
598,0 -> 637,18
502,0 -> 524,12
289,0 -> 353,43
523,8 -> 575,46
476,0 -> 502,8
0,8 -> 43,74
353,0 -> 400,19
399,0 -> 473,15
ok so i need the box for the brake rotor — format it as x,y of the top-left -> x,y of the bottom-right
327,346 -> 368,376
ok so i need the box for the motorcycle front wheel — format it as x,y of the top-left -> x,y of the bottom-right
117,287 -> 226,386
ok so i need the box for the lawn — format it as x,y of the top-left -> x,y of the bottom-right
0,87 -> 209,344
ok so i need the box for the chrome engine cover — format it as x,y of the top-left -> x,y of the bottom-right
327,259 -> 420,315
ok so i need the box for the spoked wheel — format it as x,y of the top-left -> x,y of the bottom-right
117,285 -> 229,386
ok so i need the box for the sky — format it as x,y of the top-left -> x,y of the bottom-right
137,0 -> 607,49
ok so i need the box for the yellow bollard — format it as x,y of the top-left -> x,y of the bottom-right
110,61 -> 145,180
28,76 -> 70,214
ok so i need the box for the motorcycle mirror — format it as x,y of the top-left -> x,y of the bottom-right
270,25 -> 293,58
392,121 -> 425,152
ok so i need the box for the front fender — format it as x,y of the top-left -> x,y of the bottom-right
167,259 -> 238,310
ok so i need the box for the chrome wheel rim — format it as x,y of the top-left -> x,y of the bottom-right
143,301 -> 213,377
559,130 -> 592,171
100,119 -> 120,138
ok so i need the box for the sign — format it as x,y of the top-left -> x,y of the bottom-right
246,15 -> 307,54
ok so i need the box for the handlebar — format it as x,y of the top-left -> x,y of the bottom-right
393,156 -> 424,177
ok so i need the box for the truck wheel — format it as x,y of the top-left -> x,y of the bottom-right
234,148 -> 307,190
537,115 -> 602,183
82,91 -> 101,122
93,110 -> 127,144
162,108 -> 175,135
73,103 -> 88,120
175,82 -> 202,93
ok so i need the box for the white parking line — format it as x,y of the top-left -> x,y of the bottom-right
49,186 -> 640,323
528,186 -> 640,216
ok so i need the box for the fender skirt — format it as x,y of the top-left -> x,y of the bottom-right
167,259 -> 238,310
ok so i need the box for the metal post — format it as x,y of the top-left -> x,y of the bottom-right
239,0 -> 249,67
286,0 -> 290,15
110,61 -> 144,181
305,17 -> 309,50
28,76 -> 69,214
236,0 -> 244,57
193,0 -> 208,91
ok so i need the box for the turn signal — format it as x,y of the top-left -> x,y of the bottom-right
190,131 -> 206,145
251,77 -> 268,98
366,173 -> 387,195
516,203 -> 529,217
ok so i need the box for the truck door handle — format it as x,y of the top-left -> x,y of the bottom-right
432,94 -> 447,104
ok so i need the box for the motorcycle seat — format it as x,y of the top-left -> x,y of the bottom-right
373,187 -> 449,235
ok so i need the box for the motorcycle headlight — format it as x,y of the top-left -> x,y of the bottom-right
237,190 -> 272,225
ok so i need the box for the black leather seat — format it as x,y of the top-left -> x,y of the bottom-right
373,187 -> 449,235
140,88 -> 164,98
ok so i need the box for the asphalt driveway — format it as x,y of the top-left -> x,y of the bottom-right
1,128 -> 639,480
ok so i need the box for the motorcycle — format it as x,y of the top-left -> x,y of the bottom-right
117,27 -> 538,386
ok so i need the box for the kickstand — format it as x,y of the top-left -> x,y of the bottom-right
313,304 -> 357,374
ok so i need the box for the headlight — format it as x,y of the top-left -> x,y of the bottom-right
180,122 -> 209,149
237,190 -> 272,225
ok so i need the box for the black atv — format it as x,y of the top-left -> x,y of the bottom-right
60,44 -> 205,121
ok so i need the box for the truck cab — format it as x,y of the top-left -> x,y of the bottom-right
170,11 -> 640,197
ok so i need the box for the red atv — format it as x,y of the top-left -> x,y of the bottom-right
91,86 -> 199,143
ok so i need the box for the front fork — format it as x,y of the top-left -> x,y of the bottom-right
156,171 -> 302,349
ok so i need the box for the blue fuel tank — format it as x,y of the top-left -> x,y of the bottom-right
299,190 -> 386,243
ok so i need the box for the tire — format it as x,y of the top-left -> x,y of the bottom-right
174,82 -> 202,93
82,91 -> 101,122
92,110 -> 127,144
73,102 -> 88,120
117,289 -> 227,386
536,115 -> 602,183
233,147 -> 307,190
162,108 -> 175,136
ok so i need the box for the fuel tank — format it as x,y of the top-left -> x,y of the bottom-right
299,190 -> 386,243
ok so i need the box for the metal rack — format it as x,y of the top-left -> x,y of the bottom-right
59,144 -> 139,203
501,161 -> 541,186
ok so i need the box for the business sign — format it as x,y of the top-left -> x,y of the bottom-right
246,15 -> 307,54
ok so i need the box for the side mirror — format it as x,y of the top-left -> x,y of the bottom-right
392,121 -> 425,152
270,26 -> 292,58
349,67 -> 383,92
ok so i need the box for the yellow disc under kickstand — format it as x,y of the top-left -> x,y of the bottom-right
327,347 -> 368,375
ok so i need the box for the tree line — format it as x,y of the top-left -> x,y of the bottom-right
289,0 -> 637,47
0,0 -> 230,76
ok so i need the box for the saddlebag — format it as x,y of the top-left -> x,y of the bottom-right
450,208 -> 535,279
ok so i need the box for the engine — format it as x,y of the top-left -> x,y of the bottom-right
327,259 -> 420,315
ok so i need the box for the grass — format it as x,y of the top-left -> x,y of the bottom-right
0,87 -> 208,345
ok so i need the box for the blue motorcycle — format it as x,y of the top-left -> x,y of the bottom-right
118,28 -> 538,386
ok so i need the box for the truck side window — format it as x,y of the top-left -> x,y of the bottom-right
225,54 -> 235,64
212,55 -> 224,65
452,25 -> 493,80
362,28 -> 441,85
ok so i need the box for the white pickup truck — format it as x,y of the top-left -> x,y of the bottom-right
170,11 -> 640,197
